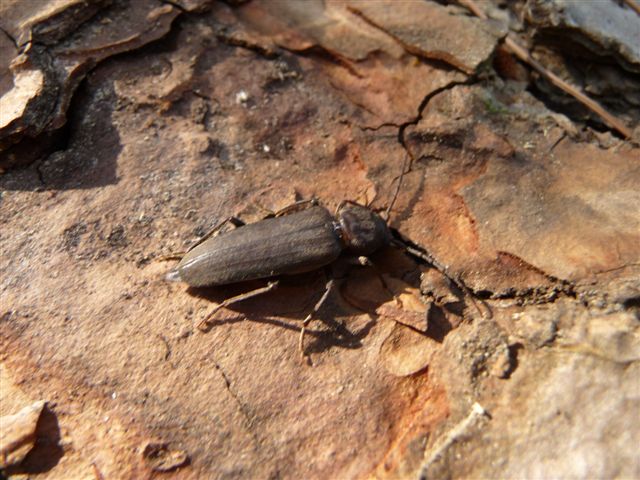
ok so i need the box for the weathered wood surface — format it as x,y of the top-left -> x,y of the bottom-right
1,1 -> 638,478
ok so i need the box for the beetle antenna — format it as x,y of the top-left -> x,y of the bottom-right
383,152 -> 410,222
365,188 -> 378,208
392,238 -> 492,319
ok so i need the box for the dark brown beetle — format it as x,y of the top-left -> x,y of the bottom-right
170,199 -> 395,357
169,159 -> 487,359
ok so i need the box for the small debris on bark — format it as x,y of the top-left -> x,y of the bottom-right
142,442 -> 189,473
0,400 -> 46,469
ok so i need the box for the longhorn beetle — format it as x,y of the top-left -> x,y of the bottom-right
167,156 -> 488,360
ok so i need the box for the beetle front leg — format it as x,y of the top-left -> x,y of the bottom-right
158,216 -> 246,262
198,280 -> 280,331
299,279 -> 335,362
188,216 -> 246,252
274,198 -> 319,217
355,255 -> 393,293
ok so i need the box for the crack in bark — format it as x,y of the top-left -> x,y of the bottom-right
358,122 -> 400,132
214,30 -> 278,59
0,25 -> 18,48
398,78 -> 476,161
352,77 -> 587,311
488,283 -> 576,304
348,6 -> 475,76
35,161 -> 46,187
590,263 -> 640,275
212,362 -> 260,446
159,0 -> 188,13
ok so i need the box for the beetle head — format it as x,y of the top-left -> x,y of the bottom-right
337,202 -> 391,256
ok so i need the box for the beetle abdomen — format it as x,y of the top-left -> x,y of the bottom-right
176,206 -> 343,287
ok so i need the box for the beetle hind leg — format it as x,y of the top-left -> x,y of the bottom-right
198,280 -> 280,331
299,279 -> 335,362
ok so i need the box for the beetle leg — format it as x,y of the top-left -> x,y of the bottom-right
334,199 -> 369,216
335,256 -> 399,315
197,280 -> 280,331
383,152 -> 410,221
274,198 -> 319,217
355,255 -> 395,294
188,216 -> 246,253
299,279 -> 335,361
340,255 -> 391,292
158,217 -> 245,261
249,203 -> 276,218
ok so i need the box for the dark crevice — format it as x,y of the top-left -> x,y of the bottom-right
295,45 -> 364,78
160,0 -> 189,13
1,0 -> 184,171
525,79 -> 627,139
4,74 -> 122,191
623,296 -> 640,310
35,162 -> 46,187
359,122 -> 401,132
26,0 -> 110,48
425,305 -> 454,343
30,46 -> 66,132
474,290 -> 493,300
2,405 -> 63,476
398,77 -> 476,157
214,29 -> 279,59
502,343 -> 523,379
2,15 -> 183,172
481,281 -> 577,304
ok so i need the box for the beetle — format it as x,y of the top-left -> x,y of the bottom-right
169,199 -> 394,356
167,158 -> 488,359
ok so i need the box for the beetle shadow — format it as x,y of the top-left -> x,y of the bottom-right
183,247 -> 465,355
185,270 -> 376,352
